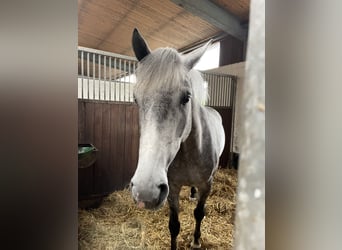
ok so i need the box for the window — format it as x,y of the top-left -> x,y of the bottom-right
193,42 -> 220,71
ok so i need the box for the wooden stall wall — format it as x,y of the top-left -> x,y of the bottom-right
212,107 -> 233,167
78,100 -> 233,198
78,100 -> 139,199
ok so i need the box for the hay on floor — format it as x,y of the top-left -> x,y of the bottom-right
79,168 -> 237,249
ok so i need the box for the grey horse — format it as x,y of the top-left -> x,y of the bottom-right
130,28 -> 225,249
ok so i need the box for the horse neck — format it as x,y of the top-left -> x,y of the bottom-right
183,99 -> 205,151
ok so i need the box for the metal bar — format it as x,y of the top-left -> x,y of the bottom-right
228,77 -> 231,106
216,76 -> 220,106
230,77 -> 233,107
123,60 -> 126,102
222,76 -> 226,106
210,74 -> 214,106
119,58 -> 122,102
222,76 -> 225,107
98,54 -> 101,100
208,74 -> 212,106
232,78 -> 235,107
230,78 -> 233,107
87,52 -> 89,99
114,58 -> 117,101
93,53 -> 95,99
104,55 -> 107,101
225,77 -> 227,106
209,75 -> 214,106
220,76 -> 223,106
128,61 -> 131,102
109,57 -> 112,101
217,76 -> 220,106
225,77 -> 229,106
225,77 -> 230,107
81,50 -> 84,99
219,76 -> 223,106
206,74 -> 209,106
217,76 -> 221,106
205,74 -> 209,105
209,74 -> 213,106
213,75 -> 216,106
210,75 -> 214,106
206,74 -> 209,105
229,78 -> 237,164
218,76 -> 221,106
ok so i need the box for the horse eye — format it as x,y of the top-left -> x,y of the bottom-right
181,93 -> 191,105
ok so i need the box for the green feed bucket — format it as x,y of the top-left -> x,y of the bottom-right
78,143 -> 98,168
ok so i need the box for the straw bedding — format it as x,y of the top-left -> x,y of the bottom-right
79,168 -> 237,249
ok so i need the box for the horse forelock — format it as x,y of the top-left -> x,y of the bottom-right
134,48 -> 207,105
187,69 -> 208,106
135,48 -> 184,94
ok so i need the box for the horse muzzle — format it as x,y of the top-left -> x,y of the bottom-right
131,182 -> 169,210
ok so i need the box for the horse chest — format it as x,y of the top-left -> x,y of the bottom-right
167,150 -> 214,186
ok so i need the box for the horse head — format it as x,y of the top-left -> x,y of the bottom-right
130,28 -> 210,210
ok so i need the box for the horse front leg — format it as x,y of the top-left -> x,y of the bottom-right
191,182 -> 211,248
168,185 -> 181,250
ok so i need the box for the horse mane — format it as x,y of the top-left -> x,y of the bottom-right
134,47 -> 207,106
187,69 -> 208,106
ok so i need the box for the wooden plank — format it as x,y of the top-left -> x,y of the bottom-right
78,101 -> 95,197
211,107 -> 233,167
78,167 -> 95,199
109,103 -> 126,190
124,104 -> 139,187
92,102 -> 103,194
124,105 -> 133,187
108,104 -> 119,190
84,101 -> 95,143
95,102 -> 111,192
78,101 -> 86,142
117,104 -> 127,189
131,105 -> 139,177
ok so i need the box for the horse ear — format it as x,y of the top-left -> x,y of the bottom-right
183,40 -> 212,70
132,28 -> 151,61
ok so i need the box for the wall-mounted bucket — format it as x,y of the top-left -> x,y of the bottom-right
78,143 -> 105,209
78,143 -> 98,168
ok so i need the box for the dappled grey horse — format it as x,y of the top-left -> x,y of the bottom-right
130,28 -> 225,249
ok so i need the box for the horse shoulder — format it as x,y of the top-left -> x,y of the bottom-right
202,106 -> 225,155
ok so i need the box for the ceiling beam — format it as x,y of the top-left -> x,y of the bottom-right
179,31 -> 228,53
171,0 -> 247,41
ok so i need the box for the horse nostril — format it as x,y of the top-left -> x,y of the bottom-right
159,183 -> 167,192
158,183 -> 169,203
